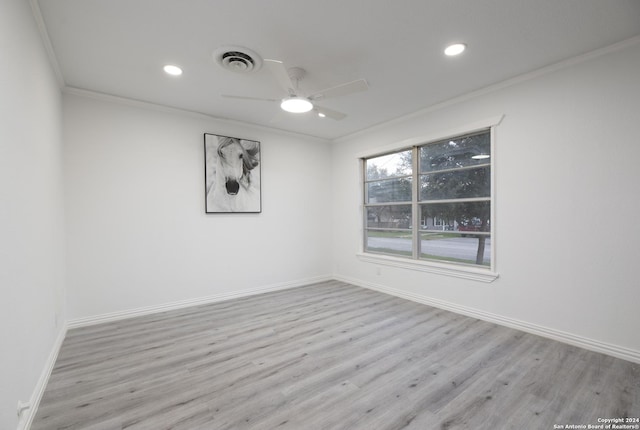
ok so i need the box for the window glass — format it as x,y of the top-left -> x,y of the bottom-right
366,178 -> 413,203
419,201 -> 490,266
366,150 -> 412,180
419,167 -> 490,201
365,230 -> 413,257
419,132 -> 490,173
420,202 -> 490,233
420,234 -> 491,266
366,205 -> 412,229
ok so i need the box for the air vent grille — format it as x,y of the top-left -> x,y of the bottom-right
213,46 -> 263,73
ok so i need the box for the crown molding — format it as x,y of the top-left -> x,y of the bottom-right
334,34 -> 640,144
62,86 -> 331,144
29,0 -> 65,88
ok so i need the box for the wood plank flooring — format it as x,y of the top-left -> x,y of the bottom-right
32,281 -> 640,429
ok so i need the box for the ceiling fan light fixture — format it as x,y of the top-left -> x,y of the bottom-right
163,64 -> 183,76
444,43 -> 466,56
281,97 -> 313,113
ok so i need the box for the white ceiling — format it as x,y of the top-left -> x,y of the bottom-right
36,0 -> 640,140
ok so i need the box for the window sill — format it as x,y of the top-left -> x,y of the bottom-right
356,252 -> 499,283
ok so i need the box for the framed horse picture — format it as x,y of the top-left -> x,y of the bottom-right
204,133 -> 261,213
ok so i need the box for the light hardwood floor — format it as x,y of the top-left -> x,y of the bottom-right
32,281 -> 639,429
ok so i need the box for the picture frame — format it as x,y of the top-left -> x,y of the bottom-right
204,133 -> 261,213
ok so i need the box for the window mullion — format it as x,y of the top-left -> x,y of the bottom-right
365,201 -> 412,207
420,197 -> 491,205
412,146 -> 420,259
421,163 -> 490,176
362,158 -> 368,253
364,173 -> 413,183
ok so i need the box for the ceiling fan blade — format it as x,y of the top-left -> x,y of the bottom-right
221,94 -> 279,102
309,79 -> 368,101
264,59 -> 295,96
314,105 -> 347,121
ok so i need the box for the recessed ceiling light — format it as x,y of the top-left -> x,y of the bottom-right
444,43 -> 466,56
163,65 -> 183,76
280,97 -> 313,113
318,112 -> 326,118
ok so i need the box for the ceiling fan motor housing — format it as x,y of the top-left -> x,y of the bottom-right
213,46 -> 263,73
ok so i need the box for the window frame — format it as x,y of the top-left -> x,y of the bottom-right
357,116 -> 503,282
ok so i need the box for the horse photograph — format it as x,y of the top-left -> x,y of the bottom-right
204,133 -> 261,213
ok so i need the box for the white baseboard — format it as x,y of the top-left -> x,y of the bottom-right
19,323 -> 67,430
23,276 -> 331,428
25,273 -> 637,430
334,274 -> 640,364
67,275 -> 332,329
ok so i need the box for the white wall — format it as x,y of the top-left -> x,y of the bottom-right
3,6 -> 638,426
331,40 -> 640,356
0,0 -> 66,428
63,93 -> 332,320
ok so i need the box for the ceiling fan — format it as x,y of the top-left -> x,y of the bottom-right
222,59 -> 368,120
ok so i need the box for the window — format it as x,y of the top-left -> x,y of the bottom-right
363,129 -> 493,271
364,149 -> 413,258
